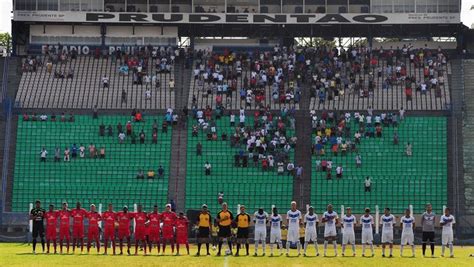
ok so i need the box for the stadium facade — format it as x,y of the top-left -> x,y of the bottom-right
10,0 -> 466,55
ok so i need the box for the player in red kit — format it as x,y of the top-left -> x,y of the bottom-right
117,206 -> 134,255
148,205 -> 161,254
71,202 -> 88,253
102,203 -> 116,255
145,220 -> 151,252
44,204 -> 58,254
175,212 -> 190,255
86,204 -> 101,253
134,204 -> 148,255
58,202 -> 71,254
161,204 -> 177,254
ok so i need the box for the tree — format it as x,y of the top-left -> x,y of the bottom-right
0,32 -> 12,55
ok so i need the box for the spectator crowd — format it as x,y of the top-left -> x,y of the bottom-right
191,105 -> 300,178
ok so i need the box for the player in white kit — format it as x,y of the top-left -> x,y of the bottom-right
400,208 -> 416,257
286,201 -> 302,256
322,204 -> 339,257
360,208 -> 374,257
253,208 -> 268,256
341,207 -> 356,257
269,207 -> 283,256
380,207 -> 396,257
303,206 -> 319,256
440,207 -> 455,258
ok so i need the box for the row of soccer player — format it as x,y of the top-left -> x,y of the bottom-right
30,200 -> 456,257
199,202 -> 455,257
30,202 -> 189,255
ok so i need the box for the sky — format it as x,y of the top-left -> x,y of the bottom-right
0,0 -> 472,33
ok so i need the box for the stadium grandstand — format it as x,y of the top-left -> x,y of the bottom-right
2,0 -> 474,257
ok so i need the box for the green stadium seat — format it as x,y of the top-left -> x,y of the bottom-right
12,115 -> 172,212
185,115 -> 295,214
311,117 -> 447,214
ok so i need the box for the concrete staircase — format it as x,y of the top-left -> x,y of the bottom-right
3,117 -> 18,213
291,81 -> 312,208
167,59 -> 192,211
447,60 -> 464,213
292,111 -> 312,209
462,59 -> 474,215
1,57 -> 21,214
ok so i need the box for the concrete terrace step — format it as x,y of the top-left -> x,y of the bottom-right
15,56 -> 176,110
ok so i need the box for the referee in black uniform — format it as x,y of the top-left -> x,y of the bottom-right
196,204 -> 212,256
30,200 -> 46,254
234,205 -> 251,256
216,203 -> 233,256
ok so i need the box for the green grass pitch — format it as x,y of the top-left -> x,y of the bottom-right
1,243 -> 473,266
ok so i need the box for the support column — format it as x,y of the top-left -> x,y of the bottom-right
456,29 -> 465,53
100,23 -> 106,49
189,34 -> 195,50
367,28 -> 373,50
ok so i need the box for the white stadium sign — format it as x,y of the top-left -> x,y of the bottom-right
13,11 -> 460,24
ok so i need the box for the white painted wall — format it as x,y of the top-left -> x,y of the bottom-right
107,26 -> 178,37
30,25 -> 101,37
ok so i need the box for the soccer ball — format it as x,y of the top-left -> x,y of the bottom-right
225,249 -> 231,255
212,246 -> 217,251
